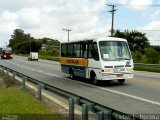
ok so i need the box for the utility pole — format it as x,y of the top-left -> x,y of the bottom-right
107,4 -> 117,37
62,29 -> 71,41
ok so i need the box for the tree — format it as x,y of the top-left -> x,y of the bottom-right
8,28 -> 60,54
38,37 -> 60,46
9,29 -> 33,50
151,45 -> 160,52
113,30 -> 150,53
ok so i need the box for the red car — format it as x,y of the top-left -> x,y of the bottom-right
1,48 -> 13,59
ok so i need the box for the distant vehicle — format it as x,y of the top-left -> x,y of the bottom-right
28,52 -> 38,61
0,47 -> 13,59
60,37 -> 133,85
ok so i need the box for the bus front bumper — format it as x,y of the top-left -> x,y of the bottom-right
101,72 -> 134,80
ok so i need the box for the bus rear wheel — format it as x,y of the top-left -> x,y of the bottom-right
117,79 -> 125,84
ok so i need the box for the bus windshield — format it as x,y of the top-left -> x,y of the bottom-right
99,41 -> 131,61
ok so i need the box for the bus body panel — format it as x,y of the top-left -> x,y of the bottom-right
60,57 -> 88,77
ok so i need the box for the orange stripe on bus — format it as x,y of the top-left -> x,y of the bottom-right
60,57 -> 88,67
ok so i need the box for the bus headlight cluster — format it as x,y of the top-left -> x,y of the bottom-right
126,68 -> 133,71
102,69 -> 112,72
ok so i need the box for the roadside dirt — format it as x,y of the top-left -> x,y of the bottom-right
0,72 -> 20,88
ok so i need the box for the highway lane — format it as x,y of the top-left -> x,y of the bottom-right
0,56 -> 160,114
9,56 -> 160,103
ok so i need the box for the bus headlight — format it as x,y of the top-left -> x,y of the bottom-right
102,69 -> 112,72
126,68 -> 133,71
4,55 -> 6,57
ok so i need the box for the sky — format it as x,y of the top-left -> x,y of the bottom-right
0,0 -> 160,47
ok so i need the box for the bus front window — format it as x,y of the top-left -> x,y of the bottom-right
99,41 -> 131,61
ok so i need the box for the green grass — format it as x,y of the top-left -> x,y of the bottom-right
0,88 -> 62,120
134,66 -> 160,73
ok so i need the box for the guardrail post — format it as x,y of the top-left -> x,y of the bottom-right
12,72 -> 16,83
82,104 -> 88,120
98,111 -> 104,120
103,110 -> 112,120
2,67 -> 5,73
38,83 -> 42,101
22,76 -> 27,90
7,69 -> 9,75
69,98 -> 74,120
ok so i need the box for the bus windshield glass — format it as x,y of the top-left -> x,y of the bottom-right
99,41 -> 131,61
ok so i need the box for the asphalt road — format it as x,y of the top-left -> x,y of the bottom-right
0,55 -> 160,115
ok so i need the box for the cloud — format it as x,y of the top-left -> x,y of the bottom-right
143,21 -> 160,30
0,11 -> 17,33
129,0 -> 153,10
118,0 -> 129,4
140,21 -> 160,45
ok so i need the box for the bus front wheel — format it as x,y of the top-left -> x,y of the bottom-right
91,72 -> 98,85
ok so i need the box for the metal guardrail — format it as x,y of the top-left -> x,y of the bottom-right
0,65 -> 141,120
134,63 -> 160,67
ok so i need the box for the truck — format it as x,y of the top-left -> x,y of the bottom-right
0,47 -> 13,59
28,52 -> 38,61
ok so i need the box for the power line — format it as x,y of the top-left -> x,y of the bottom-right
111,4 -> 160,7
137,30 -> 160,31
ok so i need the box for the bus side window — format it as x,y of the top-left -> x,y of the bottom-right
73,43 -> 81,58
92,42 -> 99,61
82,43 -> 87,58
61,44 -> 66,57
88,43 -> 93,58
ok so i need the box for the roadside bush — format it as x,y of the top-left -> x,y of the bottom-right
144,48 -> 160,64
132,51 -> 143,63
39,49 -> 60,57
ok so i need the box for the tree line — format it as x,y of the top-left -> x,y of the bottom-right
8,28 -> 160,64
9,29 -> 60,54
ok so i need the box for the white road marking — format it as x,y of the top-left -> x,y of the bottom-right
6,61 -> 63,79
5,60 -> 160,106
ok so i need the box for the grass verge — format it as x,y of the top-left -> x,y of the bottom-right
134,66 -> 160,73
0,72 -> 63,120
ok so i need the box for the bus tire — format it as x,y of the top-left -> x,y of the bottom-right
69,70 -> 74,79
91,72 -> 99,85
117,79 -> 125,84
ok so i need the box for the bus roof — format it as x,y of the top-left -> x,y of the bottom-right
61,37 -> 127,44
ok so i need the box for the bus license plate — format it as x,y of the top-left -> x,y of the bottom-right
117,74 -> 123,77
